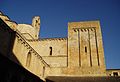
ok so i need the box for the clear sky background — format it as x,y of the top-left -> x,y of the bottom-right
0,0 -> 120,69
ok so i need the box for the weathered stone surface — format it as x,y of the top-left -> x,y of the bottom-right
0,12 -> 120,82
67,21 -> 106,75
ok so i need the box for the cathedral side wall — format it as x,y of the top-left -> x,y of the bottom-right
28,39 -> 68,67
0,21 -> 46,80
17,24 -> 37,39
12,34 -> 48,80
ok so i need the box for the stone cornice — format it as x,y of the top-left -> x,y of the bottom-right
27,37 -> 67,42
16,30 -> 50,67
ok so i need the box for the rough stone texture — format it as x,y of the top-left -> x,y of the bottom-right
0,12 -> 120,82
67,21 -> 106,76
28,38 -> 67,67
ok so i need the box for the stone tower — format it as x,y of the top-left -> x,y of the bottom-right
32,16 -> 40,39
68,21 -> 106,75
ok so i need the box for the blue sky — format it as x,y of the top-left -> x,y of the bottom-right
0,0 -> 120,69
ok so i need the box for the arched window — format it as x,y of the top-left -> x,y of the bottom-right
26,51 -> 31,67
49,47 -> 52,56
42,66 -> 45,77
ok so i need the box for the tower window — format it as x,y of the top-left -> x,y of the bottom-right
49,47 -> 52,56
85,46 -> 87,53
36,20 -> 38,23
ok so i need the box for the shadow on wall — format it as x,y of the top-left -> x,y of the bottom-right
0,18 -> 21,64
0,18 -> 43,82
0,52 -> 43,82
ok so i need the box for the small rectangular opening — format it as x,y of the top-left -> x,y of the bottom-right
85,46 -> 87,53
49,47 -> 52,56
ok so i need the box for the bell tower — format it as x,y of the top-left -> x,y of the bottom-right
32,16 -> 40,39
68,21 -> 106,75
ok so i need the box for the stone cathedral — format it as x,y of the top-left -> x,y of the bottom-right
0,12 -> 120,82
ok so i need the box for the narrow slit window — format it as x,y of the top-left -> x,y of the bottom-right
85,46 -> 87,53
36,20 -> 38,23
49,47 -> 52,56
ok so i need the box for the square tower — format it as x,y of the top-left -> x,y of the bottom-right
68,21 -> 106,75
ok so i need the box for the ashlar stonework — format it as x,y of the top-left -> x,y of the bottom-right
0,12 -> 120,81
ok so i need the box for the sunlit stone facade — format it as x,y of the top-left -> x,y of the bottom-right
0,12 -> 120,81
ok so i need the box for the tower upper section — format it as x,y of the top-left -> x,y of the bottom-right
32,16 -> 40,39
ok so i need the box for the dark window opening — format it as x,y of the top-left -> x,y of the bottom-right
36,20 -> 38,23
74,29 -> 76,32
81,29 -> 83,32
49,47 -> 52,56
109,74 -> 111,76
113,72 -> 118,76
26,51 -> 31,67
43,66 -> 45,77
85,46 -> 87,53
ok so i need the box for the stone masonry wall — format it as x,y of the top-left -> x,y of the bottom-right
67,21 -> 106,75
0,12 -> 108,78
28,38 -> 68,67
12,31 -> 49,80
